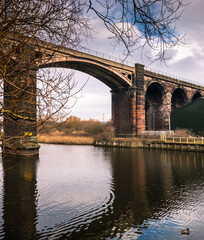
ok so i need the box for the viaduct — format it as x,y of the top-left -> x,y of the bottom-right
3,38 -> 204,154
37,43 -> 204,135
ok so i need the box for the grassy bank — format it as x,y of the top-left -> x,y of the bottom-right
38,135 -> 94,145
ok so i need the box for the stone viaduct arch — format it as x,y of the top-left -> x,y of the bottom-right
171,88 -> 188,111
39,57 -> 132,90
192,91 -> 202,101
145,82 -> 165,131
38,53 -> 136,135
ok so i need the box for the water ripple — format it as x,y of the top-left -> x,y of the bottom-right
37,188 -> 115,239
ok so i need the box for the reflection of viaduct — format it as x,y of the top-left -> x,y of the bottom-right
38,43 -> 204,135
67,149 -> 204,239
2,148 -> 204,239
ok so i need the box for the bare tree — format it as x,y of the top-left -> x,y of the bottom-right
87,0 -> 187,61
0,0 -> 91,151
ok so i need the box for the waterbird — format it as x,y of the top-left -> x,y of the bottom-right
181,228 -> 190,235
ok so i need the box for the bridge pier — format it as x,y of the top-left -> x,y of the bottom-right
162,92 -> 172,130
111,64 -> 146,136
2,47 -> 39,155
111,87 -> 137,136
135,64 -> 145,135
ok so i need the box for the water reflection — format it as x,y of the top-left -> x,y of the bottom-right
2,154 -> 38,240
68,148 -> 204,239
0,146 -> 204,239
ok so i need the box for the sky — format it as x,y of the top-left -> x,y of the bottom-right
67,0 -> 204,121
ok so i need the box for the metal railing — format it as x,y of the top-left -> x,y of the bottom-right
79,47 -> 204,87
161,135 -> 204,145
145,66 -> 204,87
81,47 -> 135,67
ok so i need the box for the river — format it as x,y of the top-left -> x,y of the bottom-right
0,144 -> 204,239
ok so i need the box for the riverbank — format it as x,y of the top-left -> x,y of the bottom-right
95,137 -> 204,152
38,135 -> 204,152
38,135 -> 94,145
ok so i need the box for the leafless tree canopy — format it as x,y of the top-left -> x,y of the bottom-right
87,0 -> 186,61
0,0 -> 91,133
0,0 -> 90,47
0,0 -> 186,136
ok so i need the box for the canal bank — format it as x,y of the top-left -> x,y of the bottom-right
95,137 -> 204,152
38,135 -> 204,152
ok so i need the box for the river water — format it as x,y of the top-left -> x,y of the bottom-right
0,144 -> 204,239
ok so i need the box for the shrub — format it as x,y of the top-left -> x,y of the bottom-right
94,122 -> 115,141
38,117 -> 115,139
174,128 -> 195,137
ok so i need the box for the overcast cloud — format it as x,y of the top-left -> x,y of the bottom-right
70,0 -> 204,121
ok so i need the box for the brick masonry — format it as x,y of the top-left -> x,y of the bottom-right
143,75 -> 204,132
111,66 -> 204,136
111,88 -> 137,135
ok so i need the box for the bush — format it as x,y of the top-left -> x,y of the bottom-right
174,128 -> 195,137
38,117 -> 115,139
94,123 -> 115,141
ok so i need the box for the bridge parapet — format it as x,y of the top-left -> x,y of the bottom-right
145,67 -> 204,90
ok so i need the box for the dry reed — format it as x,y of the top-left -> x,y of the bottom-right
38,135 -> 94,145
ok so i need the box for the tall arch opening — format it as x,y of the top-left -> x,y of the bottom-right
37,58 -> 134,135
192,92 -> 202,101
145,82 -> 164,130
171,88 -> 187,112
36,68 -> 112,122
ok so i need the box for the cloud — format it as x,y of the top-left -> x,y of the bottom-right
70,76 -> 111,121
143,0 -> 204,85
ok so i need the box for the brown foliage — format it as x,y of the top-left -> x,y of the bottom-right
38,117 -> 115,140
174,128 -> 195,137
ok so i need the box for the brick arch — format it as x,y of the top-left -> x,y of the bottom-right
145,80 -> 167,94
171,87 -> 188,112
145,82 -> 165,130
192,91 -> 202,101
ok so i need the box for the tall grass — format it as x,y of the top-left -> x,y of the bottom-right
38,135 -> 94,145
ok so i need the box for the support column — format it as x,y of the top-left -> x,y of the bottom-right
111,87 -> 137,136
130,87 -> 137,135
2,45 -> 39,155
161,92 -> 172,130
135,63 -> 145,135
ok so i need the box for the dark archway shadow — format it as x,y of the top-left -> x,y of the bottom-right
171,88 -> 187,112
192,92 -> 202,101
145,82 -> 164,130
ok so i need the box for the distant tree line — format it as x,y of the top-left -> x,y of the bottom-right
38,116 -> 115,140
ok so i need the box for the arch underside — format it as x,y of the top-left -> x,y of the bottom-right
192,92 -> 202,101
145,82 -> 164,130
39,60 -> 132,90
171,88 -> 187,112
